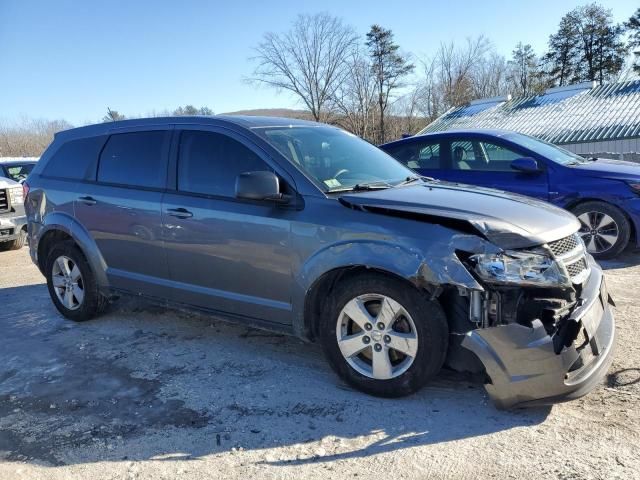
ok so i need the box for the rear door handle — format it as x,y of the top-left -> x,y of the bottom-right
167,207 -> 193,219
78,196 -> 97,206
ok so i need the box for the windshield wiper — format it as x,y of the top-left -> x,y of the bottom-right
395,175 -> 434,187
328,181 -> 392,193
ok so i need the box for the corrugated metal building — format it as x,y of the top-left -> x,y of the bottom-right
420,80 -> 640,161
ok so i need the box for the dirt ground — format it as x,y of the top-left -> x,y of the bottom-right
0,247 -> 639,480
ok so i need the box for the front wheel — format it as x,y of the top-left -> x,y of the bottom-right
572,201 -> 630,260
319,274 -> 448,397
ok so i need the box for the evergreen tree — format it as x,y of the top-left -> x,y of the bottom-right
544,12 -> 581,86
366,25 -> 414,143
544,4 -> 626,86
508,43 -> 543,96
626,8 -> 640,74
102,108 -> 125,122
574,4 -> 626,83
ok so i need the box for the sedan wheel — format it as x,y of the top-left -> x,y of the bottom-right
51,255 -> 85,311
577,211 -> 619,255
336,293 -> 419,380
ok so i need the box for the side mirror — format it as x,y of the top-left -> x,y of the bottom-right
235,171 -> 290,204
511,157 -> 541,173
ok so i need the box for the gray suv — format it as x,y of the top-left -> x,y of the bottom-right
25,116 -> 615,408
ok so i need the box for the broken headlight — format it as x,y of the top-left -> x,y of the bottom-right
470,250 -> 570,287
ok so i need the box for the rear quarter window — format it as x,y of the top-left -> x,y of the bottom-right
42,136 -> 106,180
97,131 -> 170,189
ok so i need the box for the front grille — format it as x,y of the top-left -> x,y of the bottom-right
565,258 -> 588,278
0,189 -> 8,212
546,233 -> 589,284
548,234 -> 579,257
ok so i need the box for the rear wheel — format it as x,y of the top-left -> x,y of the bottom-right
572,201 -> 630,259
319,274 -> 448,397
45,241 -> 107,321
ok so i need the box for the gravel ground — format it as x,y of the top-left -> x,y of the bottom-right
0,247 -> 639,480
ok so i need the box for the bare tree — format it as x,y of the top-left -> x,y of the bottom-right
413,55 -> 443,120
389,84 -> 428,138
0,118 -> 72,157
437,36 -> 491,108
251,13 -> 358,122
472,52 -> 509,99
332,49 -> 377,138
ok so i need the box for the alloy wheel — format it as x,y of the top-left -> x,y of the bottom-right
336,293 -> 418,380
51,255 -> 85,311
577,211 -> 620,254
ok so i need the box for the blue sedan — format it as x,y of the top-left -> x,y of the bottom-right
380,129 -> 640,259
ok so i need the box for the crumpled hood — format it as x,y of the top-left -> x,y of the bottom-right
0,176 -> 19,188
339,182 -> 580,250
571,158 -> 640,181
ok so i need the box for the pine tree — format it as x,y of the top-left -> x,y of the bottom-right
574,4 -> 626,83
366,25 -> 414,143
544,13 -> 581,86
544,4 -> 627,86
626,8 -> 640,73
508,43 -> 543,97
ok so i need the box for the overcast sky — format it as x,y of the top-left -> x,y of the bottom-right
1,0 -> 637,125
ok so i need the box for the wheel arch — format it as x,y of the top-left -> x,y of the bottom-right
566,197 -> 636,245
293,239 -> 484,341
302,265 -> 425,342
36,213 -> 110,289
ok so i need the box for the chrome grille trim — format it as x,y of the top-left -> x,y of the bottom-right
0,189 -> 8,212
546,233 -> 590,285
548,234 -> 579,257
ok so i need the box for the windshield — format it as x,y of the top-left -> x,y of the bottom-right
3,163 -> 35,182
505,133 -> 586,165
253,126 -> 415,192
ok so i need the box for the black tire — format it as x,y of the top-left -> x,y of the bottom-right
319,273 -> 448,397
572,201 -> 631,260
8,229 -> 26,250
45,240 -> 107,322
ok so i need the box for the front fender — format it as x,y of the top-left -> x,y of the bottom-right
292,234 -> 492,338
33,212 -> 110,290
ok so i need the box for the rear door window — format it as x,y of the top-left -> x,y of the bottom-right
385,140 -> 442,169
177,130 -> 271,197
98,131 -> 170,188
43,136 -> 106,180
451,139 -> 524,172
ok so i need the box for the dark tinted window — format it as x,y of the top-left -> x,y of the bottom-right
178,131 -> 269,197
98,131 -> 168,188
451,139 -> 522,172
43,136 -> 106,180
385,140 -> 442,170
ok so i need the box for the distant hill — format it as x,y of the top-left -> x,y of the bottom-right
221,108 -> 313,120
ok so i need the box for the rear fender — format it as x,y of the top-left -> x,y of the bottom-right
35,212 -> 110,290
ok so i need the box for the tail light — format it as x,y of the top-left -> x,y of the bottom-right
23,182 -> 30,202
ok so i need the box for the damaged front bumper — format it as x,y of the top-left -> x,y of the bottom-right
462,258 -> 615,409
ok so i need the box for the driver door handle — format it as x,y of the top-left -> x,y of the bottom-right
167,207 -> 193,219
78,196 -> 97,206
